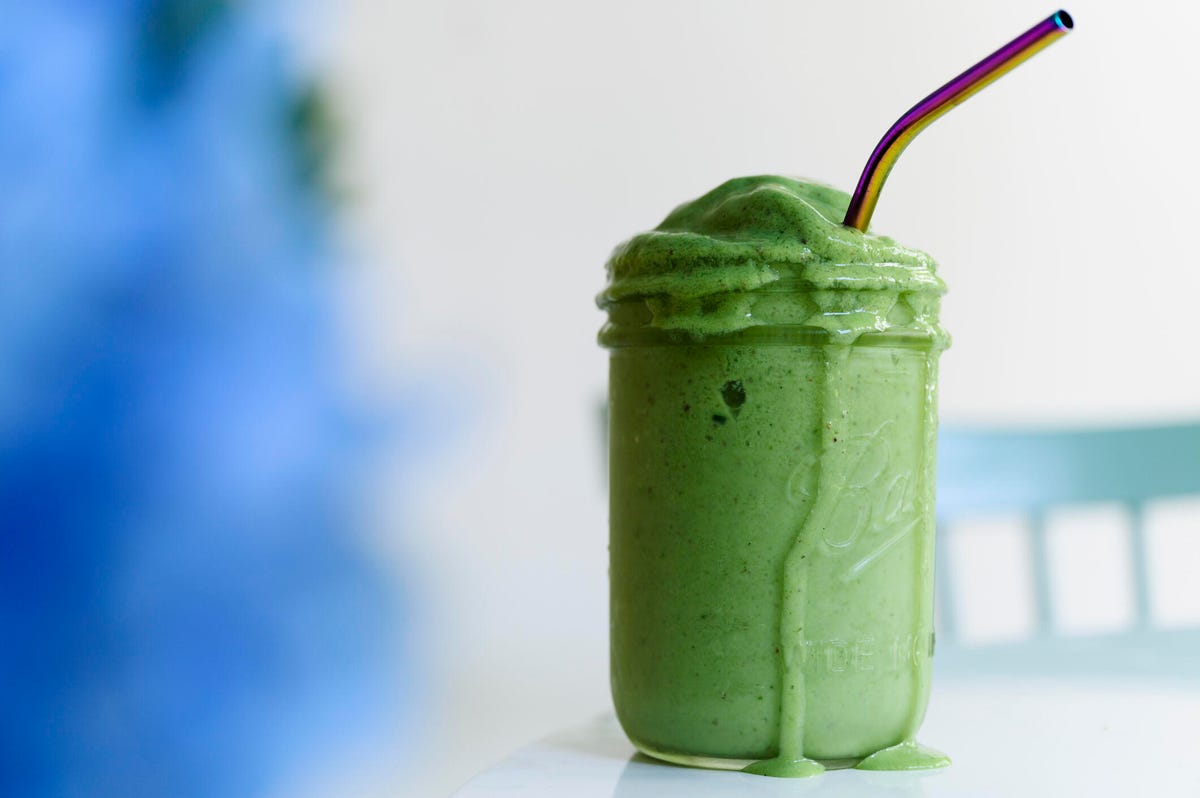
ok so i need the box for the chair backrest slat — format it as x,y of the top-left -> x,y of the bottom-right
938,423 -> 1200,516
1129,501 -> 1152,629
935,528 -> 958,643
1028,509 -> 1054,636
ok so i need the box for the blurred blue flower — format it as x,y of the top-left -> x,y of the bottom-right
0,2 -> 410,796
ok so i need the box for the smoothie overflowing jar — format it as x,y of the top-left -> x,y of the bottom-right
599,176 -> 950,776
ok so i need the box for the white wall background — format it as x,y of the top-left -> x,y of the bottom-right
324,1 -> 1200,794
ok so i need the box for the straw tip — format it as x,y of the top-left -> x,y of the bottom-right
1053,10 -> 1074,30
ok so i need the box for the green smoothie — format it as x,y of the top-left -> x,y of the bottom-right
599,176 -> 950,777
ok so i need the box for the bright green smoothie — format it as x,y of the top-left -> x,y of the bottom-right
600,176 -> 950,776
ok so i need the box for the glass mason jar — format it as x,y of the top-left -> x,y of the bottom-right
602,312 -> 945,772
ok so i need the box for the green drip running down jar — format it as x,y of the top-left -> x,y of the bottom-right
598,176 -> 952,777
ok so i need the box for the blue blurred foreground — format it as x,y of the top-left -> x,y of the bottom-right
0,2 -> 409,795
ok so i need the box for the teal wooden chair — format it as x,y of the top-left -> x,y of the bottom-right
934,422 -> 1200,679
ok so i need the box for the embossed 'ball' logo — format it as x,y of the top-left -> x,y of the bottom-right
787,421 -> 921,580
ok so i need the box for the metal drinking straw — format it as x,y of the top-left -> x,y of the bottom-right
843,10 -> 1073,232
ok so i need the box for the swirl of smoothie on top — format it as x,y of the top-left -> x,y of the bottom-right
598,176 -> 948,342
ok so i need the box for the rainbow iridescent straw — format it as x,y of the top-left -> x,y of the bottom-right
843,10 -> 1073,231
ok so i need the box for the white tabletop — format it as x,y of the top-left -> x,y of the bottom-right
454,677 -> 1200,797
